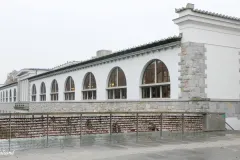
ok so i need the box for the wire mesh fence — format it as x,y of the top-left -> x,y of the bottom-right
0,112 -> 209,151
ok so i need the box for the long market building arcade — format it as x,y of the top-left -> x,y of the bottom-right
0,3 -> 240,120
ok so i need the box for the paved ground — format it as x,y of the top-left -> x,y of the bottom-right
1,131 -> 240,160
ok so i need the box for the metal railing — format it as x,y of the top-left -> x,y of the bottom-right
225,122 -> 234,130
0,111 -> 207,151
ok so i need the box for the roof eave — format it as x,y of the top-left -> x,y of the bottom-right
28,36 -> 182,81
0,82 -> 18,90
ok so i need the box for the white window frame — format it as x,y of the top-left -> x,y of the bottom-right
107,67 -> 127,100
82,73 -> 97,100
40,82 -> 46,101
9,89 -> 12,102
51,80 -> 59,101
13,89 -> 16,102
32,84 -> 37,102
64,77 -> 75,101
141,60 -> 171,99
6,90 -> 8,102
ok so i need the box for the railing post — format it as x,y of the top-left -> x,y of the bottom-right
47,114 -> 49,148
9,113 -> 11,152
80,114 -> 82,140
136,113 -> 139,139
182,113 -> 184,135
31,114 -> 34,146
160,113 -> 163,137
110,113 -> 112,141
202,113 -> 206,132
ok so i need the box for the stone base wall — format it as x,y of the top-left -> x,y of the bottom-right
0,100 -> 238,118
29,100 -> 208,113
0,103 -> 16,113
28,100 -> 240,118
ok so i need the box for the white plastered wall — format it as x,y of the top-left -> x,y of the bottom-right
174,10 -> 240,99
29,47 -> 181,102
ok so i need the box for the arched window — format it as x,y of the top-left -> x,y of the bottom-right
13,89 -> 16,102
51,79 -> 58,101
9,89 -> 12,102
65,76 -> 75,100
32,84 -> 37,101
107,67 -> 127,99
3,92 -> 5,102
141,59 -> 170,98
6,90 -> 8,102
40,82 -> 46,101
82,72 -> 97,100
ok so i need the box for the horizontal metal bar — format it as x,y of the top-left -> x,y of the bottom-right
0,111 -> 224,116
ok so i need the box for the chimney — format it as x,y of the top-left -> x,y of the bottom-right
186,3 -> 194,9
96,50 -> 112,57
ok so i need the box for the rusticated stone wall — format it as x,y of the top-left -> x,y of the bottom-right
179,42 -> 207,99
28,100 -> 240,118
29,100 -> 209,113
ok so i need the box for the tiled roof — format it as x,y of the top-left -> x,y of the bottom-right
26,68 -> 51,71
0,82 -> 17,90
176,5 -> 240,22
28,35 -> 182,80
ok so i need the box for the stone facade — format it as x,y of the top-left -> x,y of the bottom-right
179,42 -> 207,99
28,100 -> 240,118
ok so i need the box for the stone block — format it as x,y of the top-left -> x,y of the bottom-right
203,113 -> 225,131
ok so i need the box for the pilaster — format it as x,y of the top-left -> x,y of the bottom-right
178,42 -> 207,100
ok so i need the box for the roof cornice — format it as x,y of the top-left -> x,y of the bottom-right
29,36 -> 181,82
173,14 -> 240,32
176,4 -> 240,22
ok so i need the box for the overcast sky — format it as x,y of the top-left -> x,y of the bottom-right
0,0 -> 239,84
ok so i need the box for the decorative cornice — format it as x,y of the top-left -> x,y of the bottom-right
29,37 -> 181,82
176,4 -> 240,22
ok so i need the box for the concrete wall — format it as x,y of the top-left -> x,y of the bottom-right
30,47 -> 181,102
0,103 -> 16,113
204,113 -> 225,131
